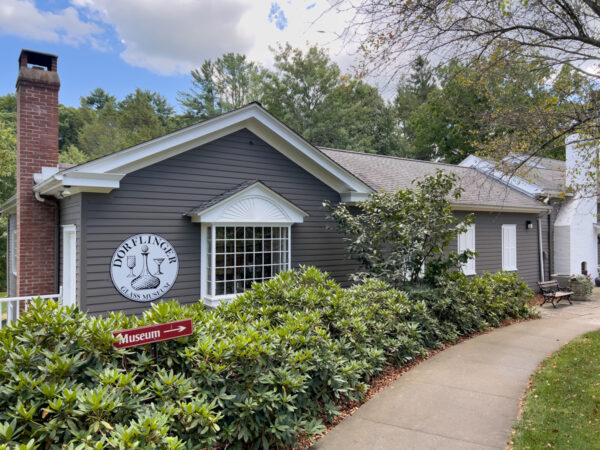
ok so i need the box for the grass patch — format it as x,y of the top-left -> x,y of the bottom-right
511,330 -> 600,449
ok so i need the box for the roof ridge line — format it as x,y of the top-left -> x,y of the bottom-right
317,147 -> 470,169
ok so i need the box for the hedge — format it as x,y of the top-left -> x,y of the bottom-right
0,267 -> 534,449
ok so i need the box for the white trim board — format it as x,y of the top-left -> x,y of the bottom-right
34,104 -> 373,199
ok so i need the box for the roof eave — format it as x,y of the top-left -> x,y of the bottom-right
0,195 -> 16,216
452,203 -> 552,214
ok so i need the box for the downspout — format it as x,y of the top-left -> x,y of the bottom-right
537,217 -> 545,282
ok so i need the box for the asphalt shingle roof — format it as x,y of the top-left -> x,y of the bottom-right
319,147 -> 546,210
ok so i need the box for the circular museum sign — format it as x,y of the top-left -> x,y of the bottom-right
110,234 -> 179,302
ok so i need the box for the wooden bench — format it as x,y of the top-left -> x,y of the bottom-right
538,281 -> 574,308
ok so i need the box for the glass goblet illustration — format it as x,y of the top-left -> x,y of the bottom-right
154,258 -> 165,275
127,256 -> 136,277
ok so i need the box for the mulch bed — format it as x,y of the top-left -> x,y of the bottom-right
296,315 -> 538,449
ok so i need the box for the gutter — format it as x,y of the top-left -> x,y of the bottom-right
451,203 -> 552,214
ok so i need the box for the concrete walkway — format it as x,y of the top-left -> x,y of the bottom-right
314,292 -> 600,450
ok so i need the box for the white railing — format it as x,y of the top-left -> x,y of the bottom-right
0,288 -> 62,330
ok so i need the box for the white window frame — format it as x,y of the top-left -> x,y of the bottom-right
193,182 -> 307,307
502,224 -> 517,271
62,225 -> 77,307
201,224 -> 292,306
457,224 -> 476,275
11,227 -> 17,276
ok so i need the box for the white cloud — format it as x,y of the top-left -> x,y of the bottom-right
0,0 -> 380,83
73,0 -> 363,76
0,0 -> 102,46
74,0 -> 256,75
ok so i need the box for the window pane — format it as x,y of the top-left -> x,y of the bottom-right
273,252 -> 280,264
255,253 -> 263,265
245,253 -> 254,265
255,227 -> 262,238
226,254 -> 234,266
216,240 -> 224,253
245,280 -> 253,290
236,267 -> 244,280
264,265 -> 272,278
264,240 -> 271,251
216,254 -> 224,267
264,227 -> 271,238
255,266 -> 263,278
236,227 -> 244,239
235,254 -> 244,266
273,227 -> 280,238
226,227 -> 234,239
216,268 -> 225,281
264,253 -> 271,265
216,227 -> 224,239
245,267 -> 253,279
245,227 -> 253,239
245,240 -> 254,252
273,240 -> 280,251
236,280 -> 245,293
236,239 -> 244,252
216,282 -> 225,295
225,240 -> 234,253
225,281 -> 234,294
255,240 -> 263,252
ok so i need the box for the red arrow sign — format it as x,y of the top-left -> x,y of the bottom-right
113,319 -> 193,349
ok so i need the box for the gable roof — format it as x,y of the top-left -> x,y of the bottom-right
185,180 -> 308,223
32,103 -> 373,201
320,148 -> 549,213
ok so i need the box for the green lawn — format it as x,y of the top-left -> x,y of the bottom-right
512,330 -> 600,449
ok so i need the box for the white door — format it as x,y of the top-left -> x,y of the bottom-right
62,225 -> 77,307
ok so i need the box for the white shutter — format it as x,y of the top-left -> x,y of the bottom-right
458,224 -> 476,275
502,224 -> 517,271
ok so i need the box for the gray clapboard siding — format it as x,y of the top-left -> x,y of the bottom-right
80,129 -> 358,315
452,211 -> 544,289
59,194 -> 82,302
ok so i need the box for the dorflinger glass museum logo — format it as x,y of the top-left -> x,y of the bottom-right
110,234 -> 179,302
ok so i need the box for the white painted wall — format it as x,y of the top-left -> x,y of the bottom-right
553,136 -> 598,276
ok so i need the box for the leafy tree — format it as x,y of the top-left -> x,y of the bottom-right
77,88 -> 177,158
83,88 -> 117,111
328,170 -> 474,287
0,119 -> 16,290
178,53 -> 263,120
312,80 -> 405,155
394,56 -> 437,134
260,44 -> 340,138
59,145 -> 89,165
59,105 -> 85,152
334,0 -> 600,178
118,88 -> 175,148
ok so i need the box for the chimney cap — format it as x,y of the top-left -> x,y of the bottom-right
19,49 -> 58,71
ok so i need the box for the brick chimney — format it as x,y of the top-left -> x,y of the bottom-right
15,50 -> 60,296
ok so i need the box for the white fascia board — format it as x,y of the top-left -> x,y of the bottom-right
35,172 -> 124,196
54,104 -> 373,197
340,192 -> 370,202
452,203 -> 551,214
189,182 -> 308,224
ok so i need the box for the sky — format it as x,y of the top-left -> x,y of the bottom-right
0,0 -> 368,111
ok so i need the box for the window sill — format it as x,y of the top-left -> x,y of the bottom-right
502,268 -> 518,272
203,295 -> 237,308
